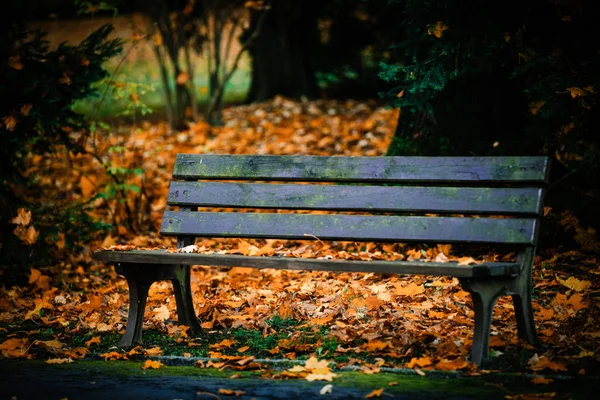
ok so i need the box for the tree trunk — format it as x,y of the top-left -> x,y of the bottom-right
246,0 -> 319,102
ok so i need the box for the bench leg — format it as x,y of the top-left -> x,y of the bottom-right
169,265 -> 203,336
459,278 -> 505,366
460,247 -> 541,366
117,264 -> 153,347
512,248 -> 541,347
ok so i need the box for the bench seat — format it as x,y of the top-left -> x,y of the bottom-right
96,250 -> 521,278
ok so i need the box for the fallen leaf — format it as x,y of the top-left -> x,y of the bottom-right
141,359 -> 165,369
218,388 -> 245,396
320,384 -> 333,395
557,276 -> 591,292
365,388 -> 384,398
46,358 -> 74,364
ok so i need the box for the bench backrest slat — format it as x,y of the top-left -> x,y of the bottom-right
173,154 -> 550,184
161,211 -> 538,245
167,181 -> 544,215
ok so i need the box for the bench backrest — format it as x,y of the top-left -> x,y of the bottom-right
161,155 -> 550,246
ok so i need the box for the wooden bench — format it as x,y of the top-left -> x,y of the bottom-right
95,154 -> 550,365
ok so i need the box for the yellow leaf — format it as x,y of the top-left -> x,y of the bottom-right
557,276 -> 591,292
141,359 -> 165,369
199,86 -> 209,94
365,388 -> 384,398
153,33 -> 163,46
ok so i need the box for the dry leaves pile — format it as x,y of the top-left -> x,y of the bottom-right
0,97 -> 598,377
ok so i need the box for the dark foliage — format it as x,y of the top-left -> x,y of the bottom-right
0,7 -> 122,273
379,0 -> 600,233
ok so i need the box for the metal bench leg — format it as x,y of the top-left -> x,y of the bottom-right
512,248 -> 541,346
459,278 -> 505,366
169,265 -> 203,336
117,263 -> 154,347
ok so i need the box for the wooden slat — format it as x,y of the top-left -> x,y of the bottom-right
167,181 -> 543,215
160,211 -> 538,244
173,154 -> 550,184
94,250 -> 521,278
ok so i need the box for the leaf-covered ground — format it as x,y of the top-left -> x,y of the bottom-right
1,98 -> 599,381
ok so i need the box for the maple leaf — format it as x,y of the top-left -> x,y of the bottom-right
407,357 -> 432,368
152,305 -> 171,321
11,208 -> 32,226
29,268 -> 42,285
528,354 -> 567,372
101,351 -> 128,360
427,21 -> 449,38
211,338 -> 236,350
141,359 -> 165,369
365,388 -> 384,398
144,347 -> 163,356
395,282 -> 425,297
556,276 -> 591,292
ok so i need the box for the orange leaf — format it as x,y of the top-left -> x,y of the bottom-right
557,276 -> 591,292
531,377 -> 554,385
365,388 -> 384,398
8,56 -> 23,70
176,72 -> 190,85
11,208 -> 31,226
85,336 -> 101,347
434,359 -> 469,371
20,104 -> 32,116
218,388 -> 245,396
395,282 -> 425,297
407,357 -> 432,368
141,359 -> 165,370
2,115 -> 17,131
29,268 -> 42,285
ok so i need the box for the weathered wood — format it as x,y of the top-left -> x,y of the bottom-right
95,250 -> 521,278
168,181 -> 544,215
173,154 -> 550,184
160,211 -> 538,244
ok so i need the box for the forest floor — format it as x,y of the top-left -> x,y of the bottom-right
1,98 -> 599,398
